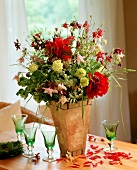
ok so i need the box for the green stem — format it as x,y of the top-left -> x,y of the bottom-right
112,76 -> 127,139
82,93 -> 84,145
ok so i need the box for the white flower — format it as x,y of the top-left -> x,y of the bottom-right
116,54 -> 125,62
58,83 -> 67,91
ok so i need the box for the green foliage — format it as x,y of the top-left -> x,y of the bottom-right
0,141 -> 23,159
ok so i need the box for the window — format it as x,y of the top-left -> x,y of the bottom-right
25,0 -> 78,32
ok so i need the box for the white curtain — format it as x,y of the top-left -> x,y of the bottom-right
78,0 -> 131,142
0,0 -> 29,104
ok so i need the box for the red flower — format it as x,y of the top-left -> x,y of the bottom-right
62,22 -> 68,28
106,55 -> 113,62
86,72 -> 109,99
92,28 -> 104,38
97,28 -> 103,37
83,21 -> 89,27
45,37 -> 73,61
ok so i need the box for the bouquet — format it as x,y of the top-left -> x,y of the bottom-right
14,16 -> 133,107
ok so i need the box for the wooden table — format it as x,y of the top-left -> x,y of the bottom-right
0,124 -> 137,170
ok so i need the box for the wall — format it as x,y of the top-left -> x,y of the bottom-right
123,0 -> 137,143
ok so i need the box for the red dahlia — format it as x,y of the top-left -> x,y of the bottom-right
86,72 -> 109,99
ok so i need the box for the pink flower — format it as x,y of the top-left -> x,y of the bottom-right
13,75 -> 19,81
43,88 -> 58,97
59,96 -> 68,105
76,55 -> 85,65
18,57 -> 24,63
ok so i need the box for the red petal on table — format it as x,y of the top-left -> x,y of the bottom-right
94,148 -> 103,154
83,164 -> 91,167
92,162 -> 98,167
89,155 -> 101,160
56,158 -> 64,163
109,161 -> 119,165
34,153 -> 40,160
90,145 -> 99,149
126,156 -> 132,159
68,165 -> 79,168
94,138 -> 97,142
99,160 -> 104,165
100,138 -> 105,142
86,150 -> 94,157
73,163 -> 80,167
83,161 -> 92,165
78,155 -> 86,159
88,135 -> 94,141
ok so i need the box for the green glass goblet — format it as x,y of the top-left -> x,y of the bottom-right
102,120 -> 119,152
23,123 -> 37,158
41,126 -> 56,162
11,114 -> 28,143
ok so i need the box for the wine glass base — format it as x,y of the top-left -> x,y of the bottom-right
103,146 -> 118,153
43,157 -> 56,162
23,152 -> 35,158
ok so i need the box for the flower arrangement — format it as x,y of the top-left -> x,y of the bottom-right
14,17 -> 132,106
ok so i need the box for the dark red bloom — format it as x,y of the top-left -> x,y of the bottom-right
35,33 -> 41,38
86,72 -> 109,99
113,48 -> 124,54
55,28 -> 58,31
14,39 -> 21,50
62,22 -> 69,28
96,52 -> 105,63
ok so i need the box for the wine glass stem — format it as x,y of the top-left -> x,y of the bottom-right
108,141 -> 114,151
17,134 -> 21,141
28,145 -> 33,155
47,149 -> 53,159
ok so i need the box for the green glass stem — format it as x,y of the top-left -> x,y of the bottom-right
108,141 -> 114,151
27,145 -> 34,156
47,148 -> 53,160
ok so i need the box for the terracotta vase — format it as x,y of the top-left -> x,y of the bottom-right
49,99 -> 92,156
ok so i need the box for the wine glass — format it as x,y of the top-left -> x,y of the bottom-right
102,120 -> 119,152
11,114 -> 28,143
41,126 -> 56,162
23,123 -> 38,158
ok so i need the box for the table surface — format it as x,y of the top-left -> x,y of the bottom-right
0,124 -> 137,170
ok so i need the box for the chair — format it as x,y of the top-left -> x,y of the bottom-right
0,102 -> 54,126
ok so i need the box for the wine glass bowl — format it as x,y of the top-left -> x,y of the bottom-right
23,123 -> 37,158
102,120 -> 119,152
41,126 -> 56,162
11,114 -> 28,143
